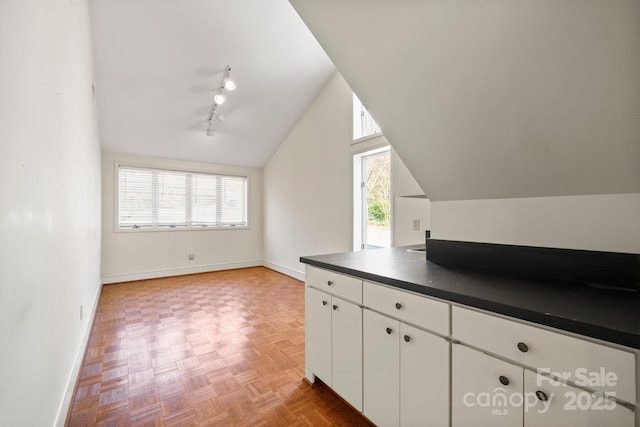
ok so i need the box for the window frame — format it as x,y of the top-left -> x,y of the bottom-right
113,162 -> 250,232
353,93 -> 382,142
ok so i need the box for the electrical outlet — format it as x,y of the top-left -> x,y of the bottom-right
412,219 -> 420,230
188,253 -> 195,261
80,305 -> 83,321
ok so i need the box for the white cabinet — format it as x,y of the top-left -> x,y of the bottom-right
453,306 -> 636,404
400,322 -> 449,427
524,370 -> 635,427
452,344 -> 523,427
330,294 -> 363,410
363,310 -> 400,427
452,326 -> 636,427
305,266 -> 637,427
305,269 -> 363,411
363,281 -> 449,336
364,309 -> 449,427
305,287 -> 332,383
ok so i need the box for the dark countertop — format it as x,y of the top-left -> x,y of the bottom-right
300,247 -> 640,350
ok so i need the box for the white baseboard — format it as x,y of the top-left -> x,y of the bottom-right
101,260 -> 263,284
54,279 -> 103,427
262,260 -> 305,282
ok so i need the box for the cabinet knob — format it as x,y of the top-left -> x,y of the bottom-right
517,342 -> 529,353
332,304 -> 338,310
499,375 -> 510,386
535,390 -> 549,402
327,280 -> 333,286
386,327 -> 393,335
403,335 -> 411,342
322,300 -> 328,306
395,302 -> 402,310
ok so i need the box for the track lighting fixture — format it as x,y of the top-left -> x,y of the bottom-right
206,66 -> 235,137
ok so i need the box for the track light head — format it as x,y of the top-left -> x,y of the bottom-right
223,78 -> 236,91
214,92 -> 226,105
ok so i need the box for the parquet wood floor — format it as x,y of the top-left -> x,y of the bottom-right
66,267 -> 371,427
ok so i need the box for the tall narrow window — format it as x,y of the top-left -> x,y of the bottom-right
117,165 -> 248,230
353,93 -> 382,140
353,147 -> 391,250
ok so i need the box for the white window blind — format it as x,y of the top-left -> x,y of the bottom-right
157,170 -> 187,226
118,166 -> 248,230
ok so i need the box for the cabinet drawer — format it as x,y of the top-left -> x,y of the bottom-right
305,266 -> 362,304
524,369 -> 634,427
452,306 -> 636,404
363,281 -> 449,335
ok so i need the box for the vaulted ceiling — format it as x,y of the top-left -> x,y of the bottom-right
290,0 -> 640,201
89,0 -> 334,167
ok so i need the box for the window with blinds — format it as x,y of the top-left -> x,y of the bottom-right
118,166 -> 248,230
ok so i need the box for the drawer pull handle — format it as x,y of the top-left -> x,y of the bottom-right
395,302 -> 403,310
322,300 -> 328,306
499,376 -> 510,386
386,327 -> 393,335
332,304 -> 338,310
403,335 -> 411,342
327,280 -> 333,286
517,342 -> 529,353
535,390 -> 549,402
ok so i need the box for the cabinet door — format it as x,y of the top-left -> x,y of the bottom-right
400,323 -> 449,427
331,296 -> 363,411
451,344 -> 523,427
363,309 -> 400,427
452,306 -> 636,404
523,370 -> 634,427
305,287 -> 332,385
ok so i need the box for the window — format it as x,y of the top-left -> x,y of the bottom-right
117,165 -> 248,230
353,93 -> 382,140
353,146 -> 391,250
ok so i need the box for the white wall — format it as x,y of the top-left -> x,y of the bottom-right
291,0 -> 640,201
0,1 -> 102,426
263,72 -> 354,279
101,151 -> 263,283
291,1 -> 640,255
431,194 -> 640,253
391,149 -> 430,247
264,72 -> 431,278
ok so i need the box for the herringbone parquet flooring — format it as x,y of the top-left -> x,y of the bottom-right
66,267 -> 371,426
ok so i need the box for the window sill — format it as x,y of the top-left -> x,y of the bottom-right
351,132 -> 385,146
114,225 -> 250,233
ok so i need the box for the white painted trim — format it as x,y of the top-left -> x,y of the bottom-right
351,132 -> 384,145
350,134 -> 389,155
262,260 -> 305,282
101,260 -> 262,284
54,279 -> 103,427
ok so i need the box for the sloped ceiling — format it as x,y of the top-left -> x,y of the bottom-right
89,0 -> 334,167
290,0 -> 640,201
